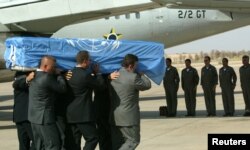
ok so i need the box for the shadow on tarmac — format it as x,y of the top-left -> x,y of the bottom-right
140,91 -> 243,101
0,125 -> 16,130
0,95 -> 13,102
141,109 -> 246,119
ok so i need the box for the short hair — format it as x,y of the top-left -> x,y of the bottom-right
76,51 -> 89,64
39,55 -> 56,68
122,54 -> 138,68
222,58 -> 228,62
204,56 -> 211,61
242,55 -> 249,60
166,58 -> 172,63
185,59 -> 191,63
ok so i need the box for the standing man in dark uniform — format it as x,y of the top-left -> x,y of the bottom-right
239,55 -> 250,116
181,59 -> 199,117
28,56 -> 67,150
163,58 -> 180,117
67,51 -> 104,150
219,58 -> 237,117
13,71 -> 35,150
201,56 -> 218,117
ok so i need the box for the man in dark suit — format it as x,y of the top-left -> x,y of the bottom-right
163,58 -> 180,117
67,51 -> 104,150
239,55 -> 250,116
181,59 -> 199,117
94,74 -> 112,150
13,71 -> 35,150
28,56 -> 67,150
219,58 -> 237,116
109,54 -> 151,150
201,56 -> 218,117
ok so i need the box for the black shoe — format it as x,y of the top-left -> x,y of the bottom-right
223,114 -> 229,117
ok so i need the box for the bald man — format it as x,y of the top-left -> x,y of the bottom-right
28,56 -> 67,150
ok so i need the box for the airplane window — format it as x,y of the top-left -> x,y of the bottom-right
135,12 -> 140,19
125,14 -> 130,19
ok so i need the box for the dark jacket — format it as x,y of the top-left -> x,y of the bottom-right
181,67 -> 199,90
201,65 -> 218,88
28,71 -> 66,125
163,66 -> 180,90
67,67 -> 105,123
219,66 -> 237,89
13,72 -> 30,123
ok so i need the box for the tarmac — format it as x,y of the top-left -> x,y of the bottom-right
1,64 -> 250,150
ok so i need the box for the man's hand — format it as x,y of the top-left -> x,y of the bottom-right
109,71 -> 120,80
65,70 -> 72,80
26,72 -> 35,82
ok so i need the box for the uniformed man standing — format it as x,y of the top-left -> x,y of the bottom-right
181,59 -> 199,117
219,58 -> 237,117
239,55 -> 250,116
163,58 -> 180,117
201,56 -> 218,117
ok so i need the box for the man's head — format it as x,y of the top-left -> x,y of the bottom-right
222,58 -> 228,67
166,58 -> 172,67
122,54 -> 138,72
185,59 -> 191,68
204,56 -> 211,66
76,51 -> 90,68
242,55 -> 249,66
39,56 -> 56,73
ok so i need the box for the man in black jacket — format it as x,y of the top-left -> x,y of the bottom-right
28,56 -> 67,150
13,71 -> 35,150
67,51 -> 104,150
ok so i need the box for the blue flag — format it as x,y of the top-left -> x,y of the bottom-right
4,37 -> 165,85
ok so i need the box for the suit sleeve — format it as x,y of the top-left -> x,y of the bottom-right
231,68 -> 237,86
194,69 -> 199,86
200,68 -> 203,86
47,75 -> 67,93
12,75 -> 28,90
175,68 -> 180,90
181,70 -> 184,90
134,74 -> 151,91
213,67 -> 218,86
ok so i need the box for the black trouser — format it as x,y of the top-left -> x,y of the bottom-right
31,123 -> 61,150
221,87 -> 235,115
242,87 -> 250,112
96,118 -> 112,150
203,86 -> 216,115
164,87 -> 178,116
56,116 -> 76,150
184,88 -> 197,115
70,122 -> 98,150
16,121 -> 35,150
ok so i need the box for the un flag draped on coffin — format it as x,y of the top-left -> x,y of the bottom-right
4,37 -> 165,85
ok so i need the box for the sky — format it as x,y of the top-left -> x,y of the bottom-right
166,25 -> 250,54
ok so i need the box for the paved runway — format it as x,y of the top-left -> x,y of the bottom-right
1,64 -> 250,149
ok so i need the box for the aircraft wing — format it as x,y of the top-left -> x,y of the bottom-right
0,0 -> 161,33
153,0 -> 250,12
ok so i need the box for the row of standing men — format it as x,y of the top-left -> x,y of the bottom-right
12,52 -> 151,150
163,55 -> 250,117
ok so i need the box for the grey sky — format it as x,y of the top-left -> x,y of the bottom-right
166,25 -> 250,54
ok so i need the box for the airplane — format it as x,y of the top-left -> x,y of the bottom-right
1,0 -> 250,82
